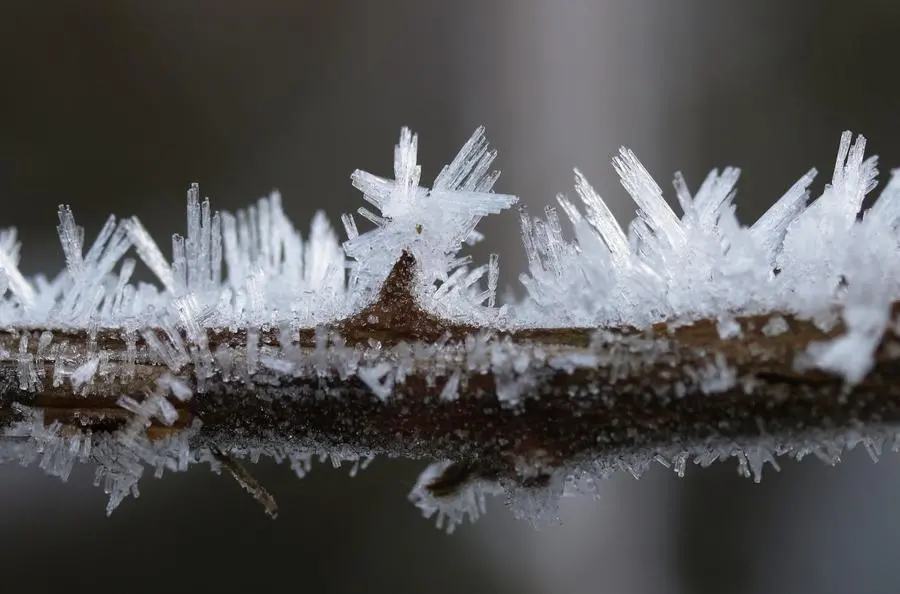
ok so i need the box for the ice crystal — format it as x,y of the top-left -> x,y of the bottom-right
0,126 -> 898,525
409,461 -> 505,534
346,126 -> 517,321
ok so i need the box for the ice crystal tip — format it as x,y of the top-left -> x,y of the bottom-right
0,125 -> 899,526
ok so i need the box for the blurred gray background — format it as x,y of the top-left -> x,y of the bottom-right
2,2 -> 900,593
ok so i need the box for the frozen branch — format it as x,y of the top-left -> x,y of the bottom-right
2,126 -> 899,530
3,250 -> 900,526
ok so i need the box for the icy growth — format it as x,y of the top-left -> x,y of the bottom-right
406,427 -> 900,532
409,461 -> 505,534
346,127 -> 517,321
517,131 -> 900,382
1,128 -> 893,361
802,168 -> 900,383
762,315 -> 789,337
0,126 -> 899,519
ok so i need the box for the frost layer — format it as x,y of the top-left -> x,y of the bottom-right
0,127 -> 897,525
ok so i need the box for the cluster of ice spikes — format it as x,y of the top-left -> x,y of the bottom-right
518,131 -> 899,382
0,126 -> 898,525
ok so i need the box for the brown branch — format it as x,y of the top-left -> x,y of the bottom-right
212,448 -> 279,518
2,251 -> 899,507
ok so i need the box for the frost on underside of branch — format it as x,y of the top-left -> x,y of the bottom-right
2,128 -> 900,531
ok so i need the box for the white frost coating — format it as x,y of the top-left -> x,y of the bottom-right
0,127 -> 898,521
762,315 -> 789,337
0,229 -> 37,308
347,127 -> 518,322
517,131 -> 897,383
1,128 -> 890,379
803,169 -> 900,383
409,460 -> 505,533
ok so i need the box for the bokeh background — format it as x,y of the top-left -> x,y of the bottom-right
2,2 -> 900,593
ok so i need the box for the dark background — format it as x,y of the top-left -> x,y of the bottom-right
2,2 -> 900,593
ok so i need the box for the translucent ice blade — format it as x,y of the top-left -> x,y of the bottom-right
126,217 -> 175,293
612,147 -> 686,252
